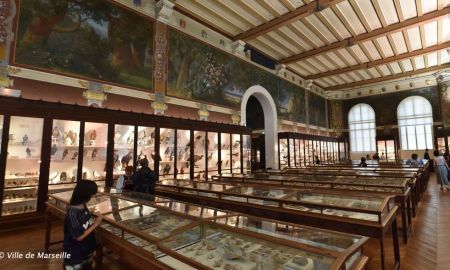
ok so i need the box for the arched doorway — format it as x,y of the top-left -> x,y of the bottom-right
241,85 -> 278,169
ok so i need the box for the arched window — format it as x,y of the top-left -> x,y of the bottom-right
348,104 -> 376,152
397,96 -> 433,150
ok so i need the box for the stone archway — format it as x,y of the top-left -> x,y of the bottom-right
241,85 -> 278,169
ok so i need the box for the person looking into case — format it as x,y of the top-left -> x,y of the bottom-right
358,157 -> 368,167
63,180 -> 103,270
314,156 -> 320,165
116,166 -> 134,191
132,158 -> 156,194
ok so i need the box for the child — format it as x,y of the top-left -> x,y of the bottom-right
116,166 -> 134,191
63,180 -> 103,270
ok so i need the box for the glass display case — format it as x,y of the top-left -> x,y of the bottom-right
137,126 -> 156,171
231,134 -> 241,173
207,132 -> 219,178
155,178 -> 401,270
0,96 -> 251,222
159,128 -> 175,179
2,116 -> 44,216
214,215 -> 368,269
288,138 -> 295,167
193,131 -> 206,180
49,119 -> 80,193
176,129 -> 190,180
437,137 -> 446,154
82,122 -> 107,183
220,133 -> 231,174
242,135 -> 251,174
46,190 -> 369,270
48,190 -> 138,214
376,139 -> 397,162
339,142 -> 346,161
113,124 -> 134,179
279,138 -> 288,169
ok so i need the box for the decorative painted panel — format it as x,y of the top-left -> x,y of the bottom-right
167,29 -> 307,124
14,0 -> 153,90
308,92 -> 327,128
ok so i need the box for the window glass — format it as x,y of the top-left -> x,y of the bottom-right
398,96 -> 433,150
348,103 -> 376,152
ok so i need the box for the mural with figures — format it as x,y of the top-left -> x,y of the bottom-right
342,86 -> 440,126
308,92 -> 327,127
168,29 -> 310,124
14,0 -> 153,89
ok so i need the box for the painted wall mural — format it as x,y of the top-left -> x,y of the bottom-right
308,92 -> 327,127
168,29 -> 313,125
342,86 -> 440,126
329,100 -> 343,134
14,0 -> 153,89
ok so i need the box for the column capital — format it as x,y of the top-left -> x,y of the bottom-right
275,64 -> 287,76
155,0 -> 174,24
232,40 -> 246,58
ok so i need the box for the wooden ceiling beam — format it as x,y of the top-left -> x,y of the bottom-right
233,0 -> 345,41
326,63 -> 450,90
280,0 -> 297,11
305,41 -> 450,79
280,6 -> 450,64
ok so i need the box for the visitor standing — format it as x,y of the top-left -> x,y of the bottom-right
63,180 -> 103,270
434,150 -> 450,191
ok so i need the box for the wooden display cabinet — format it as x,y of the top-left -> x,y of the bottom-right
0,96 -> 250,227
212,173 -> 412,244
46,190 -> 369,270
278,132 -> 348,169
156,180 -> 400,270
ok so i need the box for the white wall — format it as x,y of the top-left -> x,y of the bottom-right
241,85 -> 278,169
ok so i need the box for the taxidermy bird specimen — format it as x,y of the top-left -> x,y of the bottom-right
121,151 -> 133,170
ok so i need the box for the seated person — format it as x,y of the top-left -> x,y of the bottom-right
373,152 -> 380,161
315,156 -> 320,165
406,153 -> 423,168
358,157 -> 368,167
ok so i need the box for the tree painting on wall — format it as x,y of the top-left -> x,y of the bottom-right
168,29 -> 306,123
14,0 -> 153,90
277,80 -> 306,123
308,92 -> 327,127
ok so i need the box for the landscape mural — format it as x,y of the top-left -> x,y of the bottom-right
168,29 -> 309,124
342,86 -> 440,126
15,0 -> 153,89
308,92 -> 327,127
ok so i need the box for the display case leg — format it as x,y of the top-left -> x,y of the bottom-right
406,196 -> 412,228
379,236 -> 385,270
44,211 -> 52,252
392,218 -> 401,270
400,202 -> 408,244
95,244 -> 103,270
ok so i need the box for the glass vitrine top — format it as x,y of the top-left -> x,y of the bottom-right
154,200 -> 230,219
219,173 -> 292,181
214,215 -> 364,252
49,191 -> 137,214
225,186 -> 292,199
285,191 -> 383,211
103,205 -> 194,240
159,223 -> 336,270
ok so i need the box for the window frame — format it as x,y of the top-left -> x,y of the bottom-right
397,96 -> 433,150
348,103 -> 376,152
